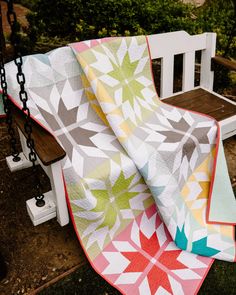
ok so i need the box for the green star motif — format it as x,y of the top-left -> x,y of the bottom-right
91,171 -> 141,230
108,51 -> 146,107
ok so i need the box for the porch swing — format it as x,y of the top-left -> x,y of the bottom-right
1,0 -> 236,229
0,0 -> 68,226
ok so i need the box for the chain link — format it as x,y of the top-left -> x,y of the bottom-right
5,0 -> 45,207
0,2 -> 20,161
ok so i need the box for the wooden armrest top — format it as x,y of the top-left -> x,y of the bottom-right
11,103 -> 66,166
212,55 -> 236,71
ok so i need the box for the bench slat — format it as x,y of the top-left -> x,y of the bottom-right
161,56 -> 174,97
200,33 -> 216,90
11,103 -> 66,166
164,88 -> 236,122
183,51 -> 195,92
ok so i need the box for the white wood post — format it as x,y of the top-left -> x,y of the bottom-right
50,162 -> 69,226
39,161 -> 69,227
9,129 -> 69,226
182,51 -> 195,92
161,56 -> 174,98
200,32 -> 216,90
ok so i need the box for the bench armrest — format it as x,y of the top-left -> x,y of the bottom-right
11,103 -> 66,166
211,55 -> 236,71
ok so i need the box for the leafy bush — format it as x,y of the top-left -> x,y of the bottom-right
194,0 -> 236,91
195,0 -> 236,57
18,0 -> 236,91
25,0 -> 196,41
25,0 -> 235,57
26,0 -> 82,39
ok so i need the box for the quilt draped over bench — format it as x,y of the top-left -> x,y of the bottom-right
3,35 -> 236,295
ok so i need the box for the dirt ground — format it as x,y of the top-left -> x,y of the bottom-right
0,117 -> 236,295
0,6 -> 86,293
0,119 -> 86,295
1,2 -> 29,35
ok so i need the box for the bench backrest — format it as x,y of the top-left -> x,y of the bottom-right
1,31 -> 217,118
147,31 -> 216,98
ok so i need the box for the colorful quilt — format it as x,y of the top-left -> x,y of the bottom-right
2,35 -> 235,294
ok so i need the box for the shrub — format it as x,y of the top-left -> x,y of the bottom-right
194,0 -> 236,91
19,0 -> 236,58
26,0 -> 83,38
19,0 -> 236,91
195,0 -> 236,57
25,0 -> 196,41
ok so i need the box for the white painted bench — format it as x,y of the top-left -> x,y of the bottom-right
148,31 -> 236,139
5,31 -> 236,226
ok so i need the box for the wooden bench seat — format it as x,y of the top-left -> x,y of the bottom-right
164,88 -> 236,122
11,103 -> 66,166
12,87 -> 236,167
5,31 -> 236,226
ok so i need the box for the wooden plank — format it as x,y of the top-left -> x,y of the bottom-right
212,56 -> 236,71
163,88 -> 206,104
148,31 -> 207,59
11,103 -> 66,166
164,88 -> 236,121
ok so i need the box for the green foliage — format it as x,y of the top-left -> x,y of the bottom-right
195,0 -> 236,91
25,0 -> 196,41
19,0 -> 236,91
26,0 -> 83,38
195,0 -> 236,58
25,0 -> 235,58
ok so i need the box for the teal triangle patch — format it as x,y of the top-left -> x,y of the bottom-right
175,225 -> 188,250
192,237 -> 220,257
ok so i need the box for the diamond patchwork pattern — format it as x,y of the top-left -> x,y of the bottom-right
3,36 -> 235,295
71,36 -> 235,262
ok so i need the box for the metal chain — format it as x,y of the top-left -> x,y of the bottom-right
5,0 -> 45,207
0,2 -> 20,162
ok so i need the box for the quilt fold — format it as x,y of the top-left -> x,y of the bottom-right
69,35 -> 235,261
2,35 -> 235,294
